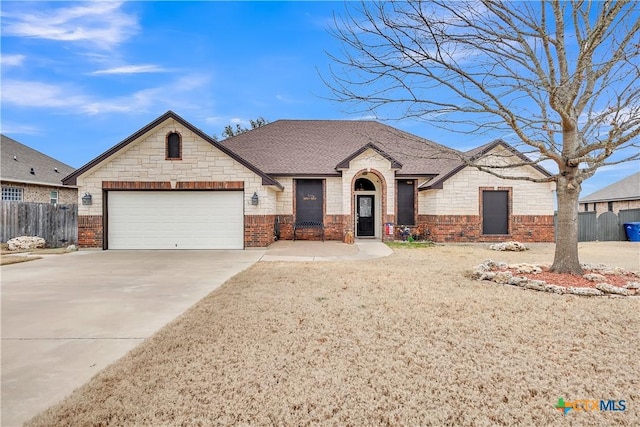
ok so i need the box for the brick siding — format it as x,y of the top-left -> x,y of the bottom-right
1,182 -> 77,204
244,215 -> 276,247
418,214 -> 554,243
78,215 -> 103,248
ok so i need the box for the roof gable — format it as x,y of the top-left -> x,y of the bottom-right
420,140 -> 552,190
335,143 -> 402,170
1,134 -> 75,187
62,111 -> 282,189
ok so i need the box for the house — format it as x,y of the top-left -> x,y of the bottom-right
579,171 -> 640,214
1,134 -> 76,204
62,111 -> 556,249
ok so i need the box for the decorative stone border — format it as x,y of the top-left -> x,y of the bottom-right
473,260 -> 640,297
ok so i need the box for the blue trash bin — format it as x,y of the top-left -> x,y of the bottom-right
623,222 -> 640,242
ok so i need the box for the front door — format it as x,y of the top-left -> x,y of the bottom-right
357,195 -> 375,237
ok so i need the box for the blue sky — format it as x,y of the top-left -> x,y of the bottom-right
1,1 -> 637,197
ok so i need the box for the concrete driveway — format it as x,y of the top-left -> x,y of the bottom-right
1,249 -> 264,427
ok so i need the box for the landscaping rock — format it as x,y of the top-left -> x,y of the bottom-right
489,241 -> 528,251
494,271 -> 513,284
7,236 -> 46,251
583,273 -> 607,283
625,281 -> 640,290
510,263 -> 542,274
525,280 -> 547,292
475,271 -> 496,281
472,259 -> 636,298
508,276 -> 528,287
544,284 -> 567,294
595,283 -> 630,296
66,244 -> 78,251
582,263 -> 629,276
567,287 -> 604,296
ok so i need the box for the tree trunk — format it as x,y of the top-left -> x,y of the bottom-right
551,173 -> 583,274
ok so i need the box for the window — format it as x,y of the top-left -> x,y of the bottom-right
166,132 -> 181,159
2,187 -> 23,201
482,190 -> 509,235
608,201 -> 613,212
355,178 -> 375,191
397,180 -> 415,225
295,179 -> 323,223
583,203 -> 589,212
50,190 -> 59,204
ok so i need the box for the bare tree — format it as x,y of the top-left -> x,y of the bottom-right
326,0 -> 640,273
212,117 -> 269,142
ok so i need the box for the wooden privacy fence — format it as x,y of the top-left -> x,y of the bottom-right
568,208 -> 640,242
1,202 -> 78,247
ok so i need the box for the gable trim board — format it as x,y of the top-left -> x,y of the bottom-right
68,111 -> 555,248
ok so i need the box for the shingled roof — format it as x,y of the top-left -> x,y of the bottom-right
580,171 -> 640,203
1,134 -> 75,187
221,120 -> 462,179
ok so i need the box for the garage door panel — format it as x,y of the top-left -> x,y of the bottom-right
108,191 -> 244,249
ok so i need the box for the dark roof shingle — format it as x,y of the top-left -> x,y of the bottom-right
1,135 -> 75,187
580,171 -> 640,203
221,120 -> 462,178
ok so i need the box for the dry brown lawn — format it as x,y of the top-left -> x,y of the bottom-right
27,243 -> 639,426
0,243 -> 74,265
0,255 -> 42,265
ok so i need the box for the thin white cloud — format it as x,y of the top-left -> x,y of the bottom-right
2,74 -> 211,116
275,93 -> 302,104
0,122 -> 41,135
0,54 -> 26,67
91,65 -> 169,75
1,2 -> 138,50
204,116 -> 225,126
1,79 -> 88,108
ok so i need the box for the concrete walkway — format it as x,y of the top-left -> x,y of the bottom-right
260,239 -> 393,262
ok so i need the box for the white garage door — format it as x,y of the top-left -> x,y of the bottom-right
108,191 -> 244,249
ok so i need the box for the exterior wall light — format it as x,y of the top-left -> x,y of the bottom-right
82,192 -> 93,205
251,192 -> 259,205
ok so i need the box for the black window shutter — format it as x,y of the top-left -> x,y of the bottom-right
295,180 -> 323,222
397,180 -> 415,225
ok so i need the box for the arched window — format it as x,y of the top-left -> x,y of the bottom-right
166,132 -> 181,159
354,177 -> 375,191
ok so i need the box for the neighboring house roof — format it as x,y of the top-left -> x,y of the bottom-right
580,171 -> 640,203
221,119 -> 462,179
62,111 -> 283,190
1,134 -> 75,188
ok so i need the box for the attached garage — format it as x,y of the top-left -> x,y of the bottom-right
107,191 -> 244,249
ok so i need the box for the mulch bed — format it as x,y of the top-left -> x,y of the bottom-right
509,267 -> 635,289
474,259 -> 640,296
